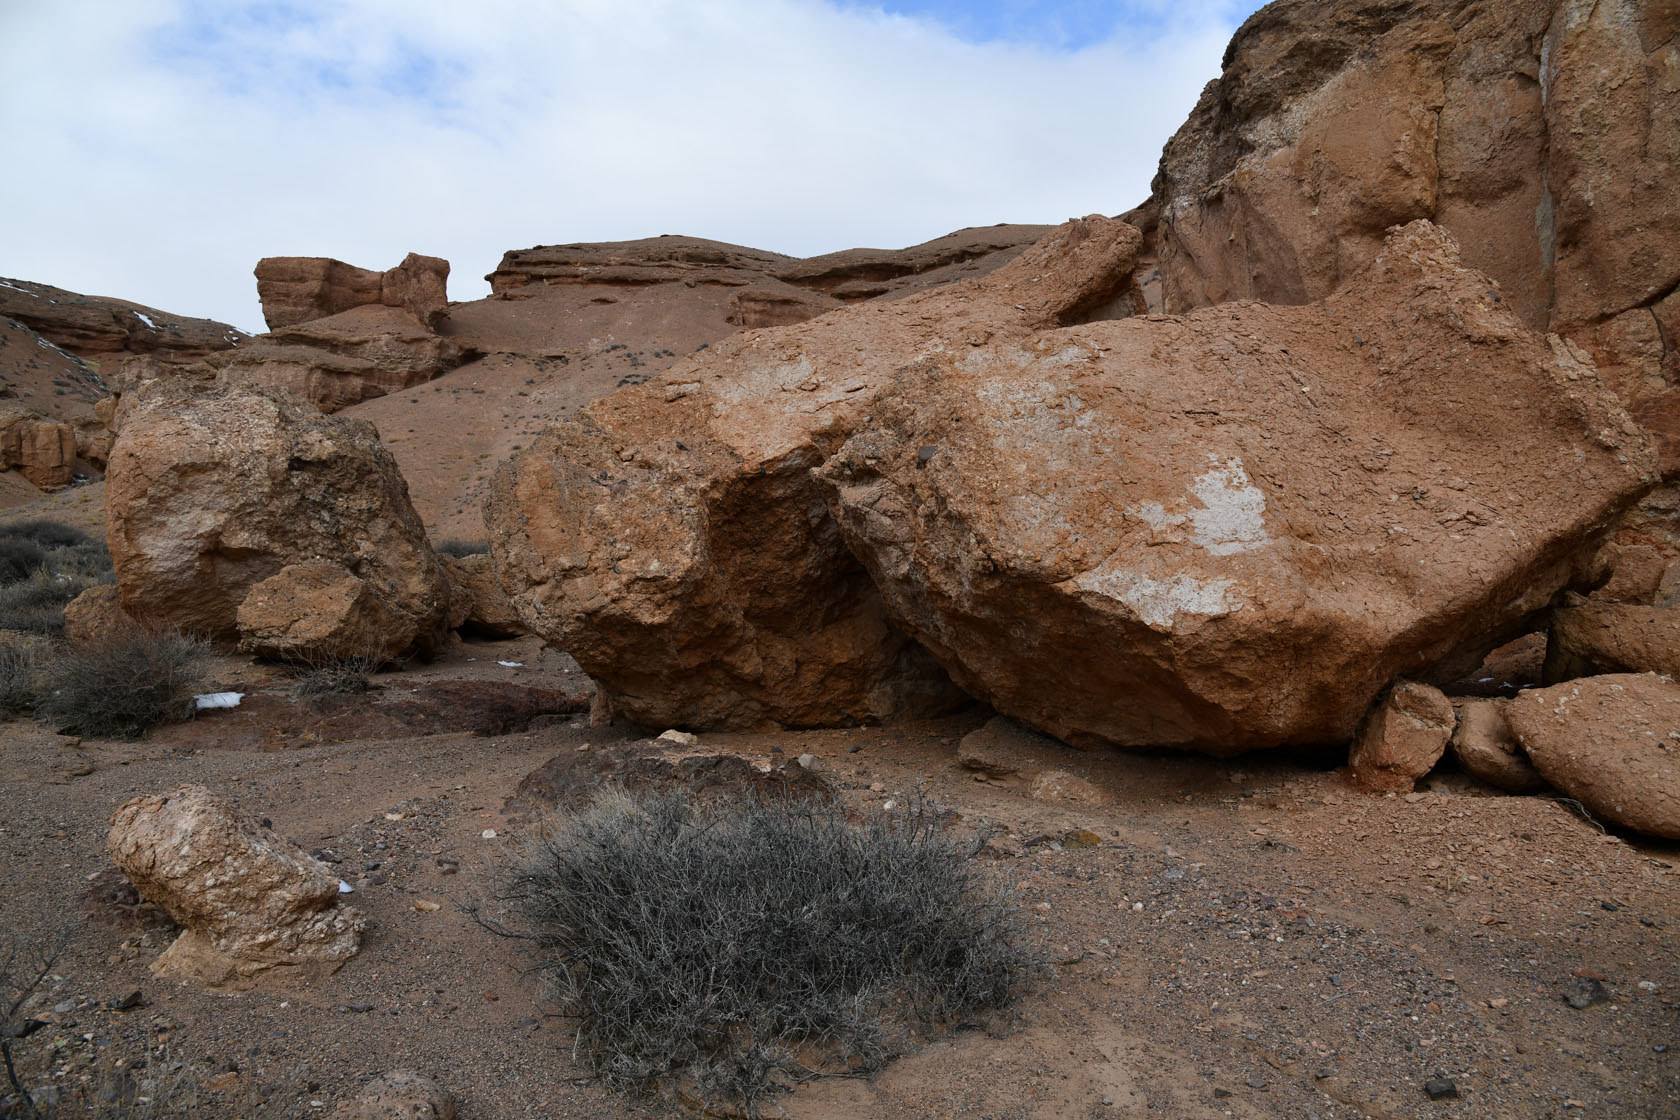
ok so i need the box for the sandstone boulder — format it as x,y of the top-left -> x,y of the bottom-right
62,585 -> 133,648
1504,674 -> 1680,838
1147,0 -> 1680,466
255,253 -> 450,330
0,407 -> 76,489
817,223 -> 1655,751
105,381 -> 450,659
236,559 -> 410,662
487,216 -> 1142,730
327,1072 -> 455,1120
1449,698 -> 1545,793
1347,682 -> 1456,792
439,552 -> 524,638
108,786 -> 364,986
1545,603 -> 1680,681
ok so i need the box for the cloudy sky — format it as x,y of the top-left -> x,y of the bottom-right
2,0 -> 1262,332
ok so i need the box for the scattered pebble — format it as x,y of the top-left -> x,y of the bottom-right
1423,1075 -> 1459,1100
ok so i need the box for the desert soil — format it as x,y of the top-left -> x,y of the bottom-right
1,636 -> 1676,1120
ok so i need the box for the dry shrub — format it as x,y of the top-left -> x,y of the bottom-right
35,628 -> 209,739
491,787 -> 1043,1114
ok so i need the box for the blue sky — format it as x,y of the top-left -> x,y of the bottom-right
1,1 -> 1263,331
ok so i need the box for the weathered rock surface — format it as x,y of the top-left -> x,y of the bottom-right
212,305 -> 472,413
1450,698 -> 1545,793
0,407 -> 76,488
108,786 -> 364,986
105,381 -> 450,659
486,216 -> 1143,729
327,1072 -> 456,1120
1546,603 -> 1680,681
62,584 -> 133,648
236,559 -> 411,662
958,716 -> 1073,779
1505,674 -> 1680,838
439,552 -> 524,638
255,253 -> 450,331
1348,682 -> 1457,792
0,276 -> 246,363
818,223 -> 1654,751
1147,0 -> 1680,466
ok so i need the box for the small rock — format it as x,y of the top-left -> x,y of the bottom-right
656,729 -> 698,747
105,990 -> 143,1011
1244,1077 -> 1269,1091
326,1070 -> 455,1120
797,753 -> 825,772
1564,977 -> 1608,1009
1423,1076 -> 1459,1101
339,1003 -> 375,1014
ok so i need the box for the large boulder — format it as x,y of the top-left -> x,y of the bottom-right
1545,603 -> 1680,680
108,786 -> 365,986
1347,682 -> 1456,792
1148,0 -> 1679,465
105,380 -> 451,661
1504,673 -> 1680,838
255,252 -> 450,330
816,222 -> 1655,751
0,407 -> 76,489
486,216 -> 1143,729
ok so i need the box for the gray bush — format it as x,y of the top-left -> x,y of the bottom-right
35,629 -> 208,739
491,787 -> 1043,1114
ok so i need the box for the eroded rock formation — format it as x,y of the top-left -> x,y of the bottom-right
105,380 -> 451,660
486,216 -> 1142,730
255,253 -> 450,330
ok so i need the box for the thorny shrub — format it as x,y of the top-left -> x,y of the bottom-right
34,627 -> 209,739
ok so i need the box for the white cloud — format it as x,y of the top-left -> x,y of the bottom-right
0,0 -> 1244,332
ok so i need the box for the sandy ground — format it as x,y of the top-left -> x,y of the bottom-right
2,636 -> 1676,1120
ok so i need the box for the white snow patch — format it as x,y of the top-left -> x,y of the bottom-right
1074,569 -> 1238,630
0,279 -> 33,295
497,660 -> 523,668
337,880 -> 354,894
193,691 -> 243,710
133,311 -> 157,329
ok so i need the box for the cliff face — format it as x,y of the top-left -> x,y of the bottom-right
1146,0 -> 1678,462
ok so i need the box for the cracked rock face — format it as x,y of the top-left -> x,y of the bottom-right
108,786 -> 365,987
1148,0 -> 1680,466
815,223 -> 1654,752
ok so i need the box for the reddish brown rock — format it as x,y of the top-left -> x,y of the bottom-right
1147,0 -> 1679,464
1505,674 -> 1680,838
0,276 -> 246,363
236,559 -> 412,662
817,223 -> 1654,751
439,552 -> 524,639
255,253 -> 450,330
487,216 -> 1140,730
211,304 -> 471,413
1546,603 -> 1680,681
105,381 -> 450,658
108,785 -> 364,986
0,407 -> 76,489
1347,682 -> 1457,792
1449,698 -> 1545,793
62,585 -> 132,648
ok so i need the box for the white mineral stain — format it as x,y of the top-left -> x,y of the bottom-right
1127,456 -> 1270,556
1074,569 -> 1238,630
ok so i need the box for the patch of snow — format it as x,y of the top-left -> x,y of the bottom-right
0,279 -> 33,295
193,692 -> 243,710
133,311 -> 157,329
337,880 -> 354,894
497,660 -> 523,667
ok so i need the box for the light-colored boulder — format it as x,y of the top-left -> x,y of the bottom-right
1449,698 -> 1545,793
236,559 -> 407,662
817,223 -> 1655,751
62,585 -> 132,648
1505,673 -> 1680,838
487,216 -> 1142,730
1348,682 -> 1457,792
1545,603 -> 1680,681
327,1072 -> 455,1120
0,407 -> 76,489
105,380 -> 450,659
108,786 -> 364,986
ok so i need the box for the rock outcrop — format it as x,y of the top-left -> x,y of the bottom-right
0,276 -> 246,364
439,552 -> 524,638
105,381 -> 451,661
0,407 -> 76,489
1147,0 -> 1680,466
818,223 -> 1654,751
1347,682 -> 1456,791
255,253 -> 450,330
486,216 -> 1142,730
1505,674 -> 1680,838
108,786 -> 365,986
